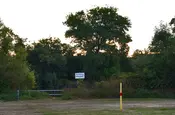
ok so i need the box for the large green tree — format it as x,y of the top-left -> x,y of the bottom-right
149,23 -> 173,53
27,37 -> 74,89
63,6 -> 133,80
145,22 -> 175,88
64,6 -> 132,55
0,20 -> 35,92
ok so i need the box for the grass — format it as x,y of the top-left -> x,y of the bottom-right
56,97 -> 175,102
42,108 -> 175,115
0,91 -> 50,101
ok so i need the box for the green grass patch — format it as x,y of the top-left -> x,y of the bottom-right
0,90 -> 50,101
0,91 -> 17,101
20,91 -> 49,100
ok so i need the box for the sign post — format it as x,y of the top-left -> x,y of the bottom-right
17,89 -> 19,101
120,82 -> 123,111
75,72 -> 85,88
75,72 -> 85,79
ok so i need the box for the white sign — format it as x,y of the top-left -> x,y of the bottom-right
75,72 -> 85,79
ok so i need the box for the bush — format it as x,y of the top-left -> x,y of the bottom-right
0,90 -> 50,101
20,91 -> 49,100
0,91 -> 17,101
61,80 -> 119,99
61,80 -> 175,99
123,88 -> 175,98
90,80 -> 119,98
90,88 -> 117,98
68,88 -> 91,99
123,88 -> 135,98
61,91 -> 72,100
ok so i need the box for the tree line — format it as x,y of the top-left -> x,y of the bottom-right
0,6 -> 175,92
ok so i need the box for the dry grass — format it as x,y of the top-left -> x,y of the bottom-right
43,108 -> 175,115
0,99 -> 175,115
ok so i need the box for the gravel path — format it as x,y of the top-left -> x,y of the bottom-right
0,99 -> 175,115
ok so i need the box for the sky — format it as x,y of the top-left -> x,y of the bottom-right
0,0 -> 175,55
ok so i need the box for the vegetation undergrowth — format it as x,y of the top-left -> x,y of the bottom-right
0,90 -> 49,101
61,79 -> 175,100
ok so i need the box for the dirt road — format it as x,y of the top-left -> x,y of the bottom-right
0,99 -> 175,115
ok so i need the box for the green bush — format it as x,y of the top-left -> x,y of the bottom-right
61,79 -> 175,99
20,91 -> 49,100
90,80 -> 119,98
61,91 -> 72,100
123,88 -> 175,98
123,88 -> 135,98
61,80 -> 119,99
0,91 -> 17,101
90,88 -> 117,98
151,90 -> 175,98
71,88 -> 90,99
0,90 -> 50,101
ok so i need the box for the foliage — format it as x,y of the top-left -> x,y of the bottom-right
146,22 -> 175,89
0,90 -> 49,101
0,7 -> 175,100
27,37 -> 69,89
170,17 -> 175,33
0,20 -> 35,92
64,6 -> 132,56
0,91 -> 17,101
20,91 -> 49,100
61,90 -> 72,100
130,21 -> 175,89
62,79 -> 175,99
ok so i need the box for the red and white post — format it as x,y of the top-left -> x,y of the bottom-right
120,82 -> 123,111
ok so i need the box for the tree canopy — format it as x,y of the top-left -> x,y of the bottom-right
64,6 -> 132,56
0,20 -> 35,92
0,7 -> 175,93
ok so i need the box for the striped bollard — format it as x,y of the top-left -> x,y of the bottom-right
120,82 -> 123,111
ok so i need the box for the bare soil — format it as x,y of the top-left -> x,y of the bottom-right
0,99 -> 175,115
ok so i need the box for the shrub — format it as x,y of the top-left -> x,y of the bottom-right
134,88 -> 152,98
123,88 -> 135,98
90,88 -> 117,98
61,89 -> 73,100
123,88 -> 175,98
61,93 -> 72,100
61,79 -> 175,100
0,90 -> 50,101
0,91 -> 17,101
20,91 -> 49,100
91,80 -> 119,98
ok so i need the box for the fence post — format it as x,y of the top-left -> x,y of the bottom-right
17,89 -> 19,101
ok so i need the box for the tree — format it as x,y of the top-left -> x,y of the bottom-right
63,6 -> 132,79
145,22 -> 175,89
61,43 -> 75,56
27,37 -> 71,89
0,20 -> 35,92
170,17 -> 175,33
149,23 -> 173,53
64,6 -> 132,55
132,49 -> 149,58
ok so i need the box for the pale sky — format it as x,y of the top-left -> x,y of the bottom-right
0,0 -> 174,55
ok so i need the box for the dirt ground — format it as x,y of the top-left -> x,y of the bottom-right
0,99 -> 175,115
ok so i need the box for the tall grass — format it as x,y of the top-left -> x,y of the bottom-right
0,90 -> 49,101
61,79 -> 175,100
